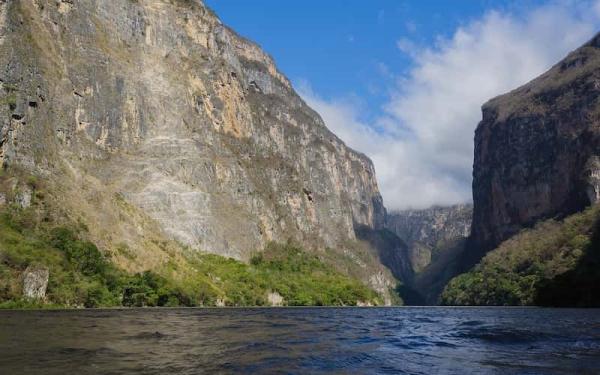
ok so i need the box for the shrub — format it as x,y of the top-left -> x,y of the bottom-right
441,206 -> 600,306
50,227 -> 109,276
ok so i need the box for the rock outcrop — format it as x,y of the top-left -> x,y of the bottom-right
22,266 -> 49,300
0,0 -> 396,298
354,225 -> 413,284
267,291 -> 284,307
386,204 -> 472,272
381,205 -> 472,304
471,32 -> 600,257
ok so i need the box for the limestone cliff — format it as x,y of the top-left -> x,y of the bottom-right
471,32 -> 600,257
386,204 -> 472,272
0,0 -> 394,298
381,205 -> 471,304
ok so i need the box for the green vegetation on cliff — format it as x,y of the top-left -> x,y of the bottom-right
441,205 -> 600,306
0,175 -> 381,308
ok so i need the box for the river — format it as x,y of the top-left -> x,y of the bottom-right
1,307 -> 599,374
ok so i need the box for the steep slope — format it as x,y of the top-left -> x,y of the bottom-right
0,188 -> 381,308
386,204 -> 472,272
471,33 -> 600,258
383,205 -> 472,304
442,205 -> 600,306
447,33 -> 600,306
0,0 -> 397,302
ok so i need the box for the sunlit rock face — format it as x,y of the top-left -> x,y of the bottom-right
22,266 -> 49,300
0,0 -> 399,305
471,33 -> 600,256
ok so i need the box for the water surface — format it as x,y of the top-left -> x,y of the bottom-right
1,307 -> 599,374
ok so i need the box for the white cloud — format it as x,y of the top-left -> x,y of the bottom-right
299,1 -> 600,211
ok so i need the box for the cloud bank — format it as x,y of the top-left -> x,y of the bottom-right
299,1 -> 600,211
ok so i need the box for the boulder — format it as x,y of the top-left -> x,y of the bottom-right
22,266 -> 49,300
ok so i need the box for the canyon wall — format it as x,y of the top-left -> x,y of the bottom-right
0,0 -> 396,297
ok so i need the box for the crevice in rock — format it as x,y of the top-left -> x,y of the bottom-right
302,188 -> 313,202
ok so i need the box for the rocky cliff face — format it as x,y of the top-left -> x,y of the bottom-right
471,33 -> 600,256
386,205 -> 472,272
0,0 -> 394,296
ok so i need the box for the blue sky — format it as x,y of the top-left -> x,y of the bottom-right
206,0 -> 546,121
204,1 -> 600,210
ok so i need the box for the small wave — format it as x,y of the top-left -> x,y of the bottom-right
338,352 -> 378,367
55,346 -> 121,357
432,340 -> 458,348
453,327 -> 546,344
458,320 -> 485,327
413,317 -> 439,323
573,338 -> 600,350
386,336 -> 432,349
128,331 -> 169,340
266,322 -> 297,328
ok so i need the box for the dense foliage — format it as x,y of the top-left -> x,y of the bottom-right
0,209 -> 118,308
0,203 -> 380,308
149,242 -> 380,307
441,206 -> 600,306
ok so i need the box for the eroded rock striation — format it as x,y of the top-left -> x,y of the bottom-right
0,0 -> 396,299
471,32 -> 600,257
22,266 -> 49,300
386,204 -> 472,272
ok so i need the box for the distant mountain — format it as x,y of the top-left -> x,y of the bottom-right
381,204 -> 471,305
386,204 -> 472,273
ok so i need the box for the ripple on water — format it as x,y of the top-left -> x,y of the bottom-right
0,307 -> 599,374
452,326 -> 549,344
413,317 -> 439,323
458,319 -> 485,327
127,331 -> 170,340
